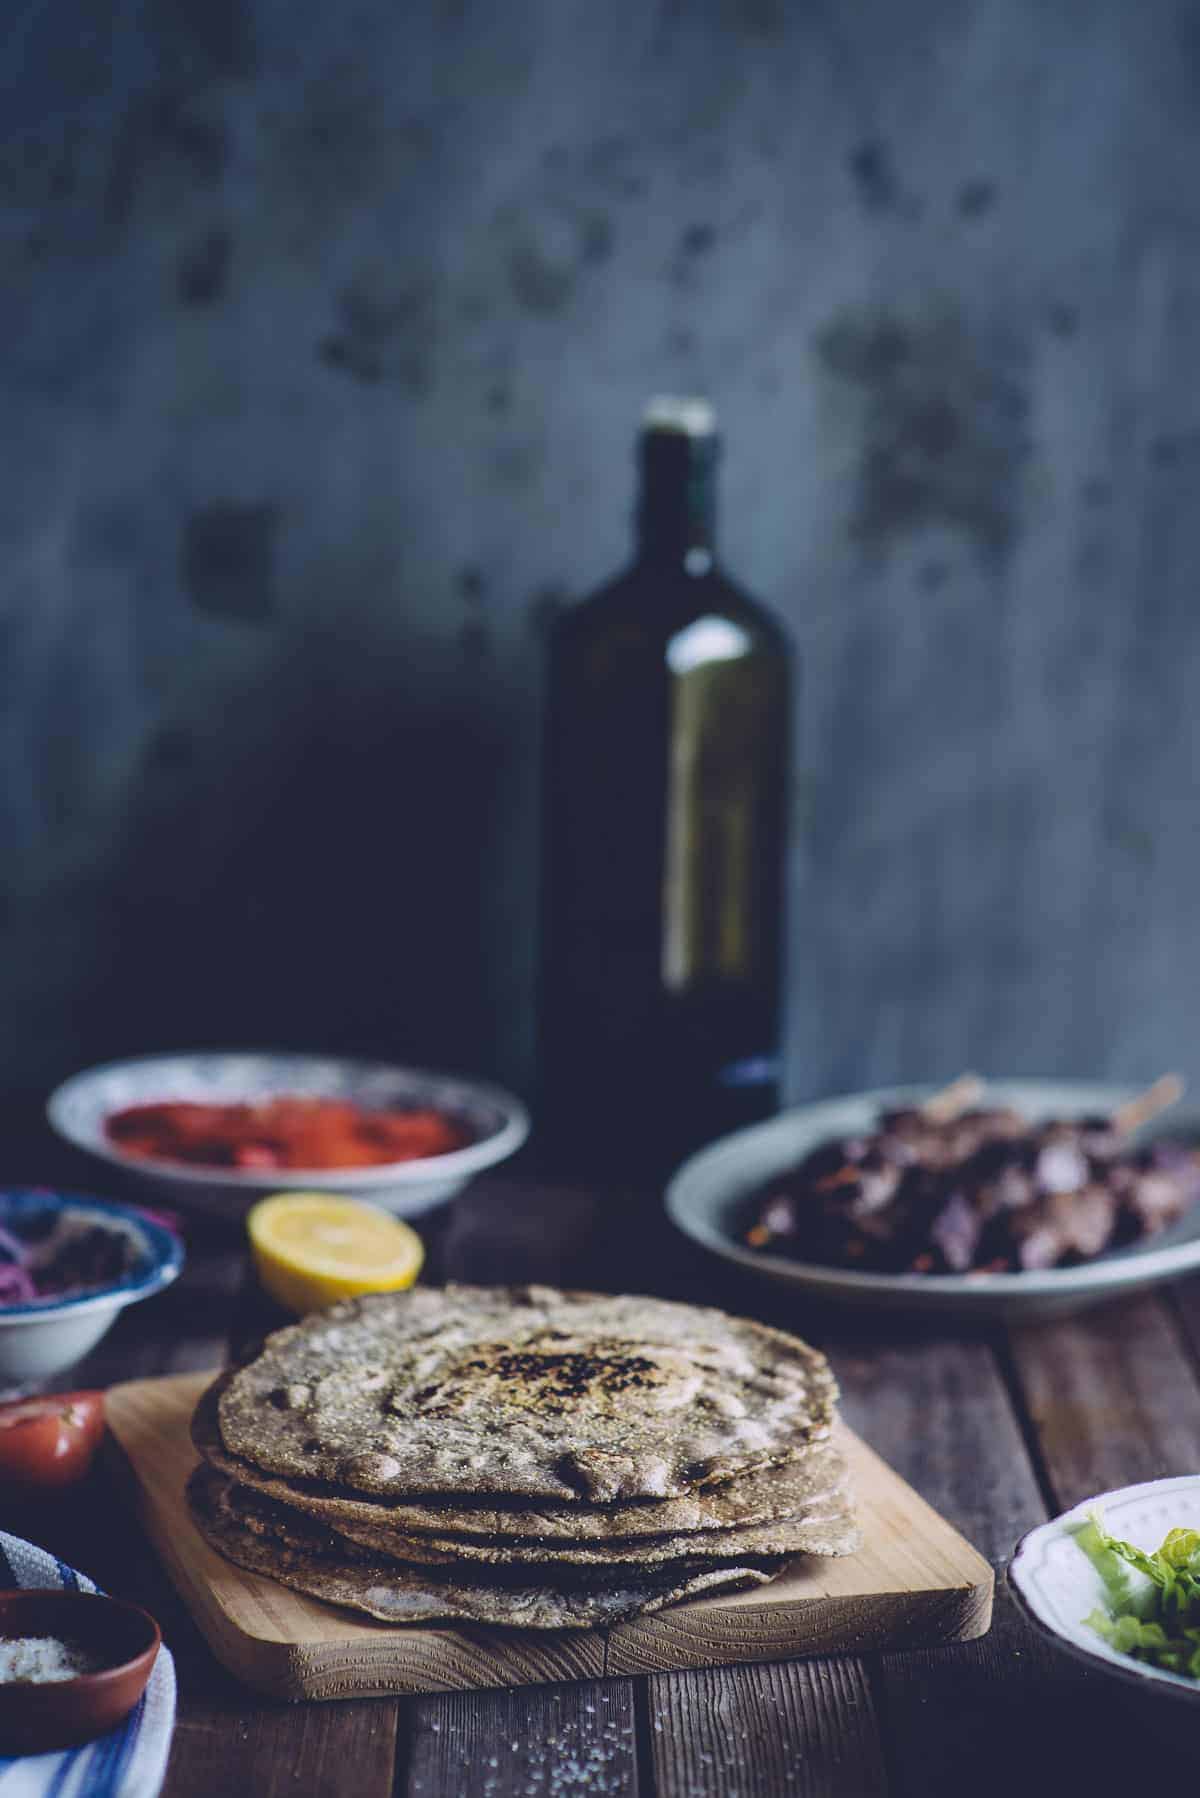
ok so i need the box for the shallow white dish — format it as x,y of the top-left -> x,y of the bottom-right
48,1051 -> 530,1221
666,1080 -> 1200,1319
1009,1475 -> 1200,1706
0,1191 -> 182,1390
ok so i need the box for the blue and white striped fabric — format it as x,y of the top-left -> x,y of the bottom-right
0,1532 -> 175,1798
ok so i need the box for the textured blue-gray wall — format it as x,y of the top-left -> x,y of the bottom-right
4,0 -> 1200,1110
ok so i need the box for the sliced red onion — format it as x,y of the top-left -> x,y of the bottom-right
0,1263 -> 37,1304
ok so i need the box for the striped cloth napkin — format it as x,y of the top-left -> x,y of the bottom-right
0,1532 -> 175,1798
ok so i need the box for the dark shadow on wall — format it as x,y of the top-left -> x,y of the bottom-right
63,651 -> 508,1085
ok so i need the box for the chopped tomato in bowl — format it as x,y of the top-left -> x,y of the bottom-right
104,1096 -> 472,1172
47,1053 -> 531,1222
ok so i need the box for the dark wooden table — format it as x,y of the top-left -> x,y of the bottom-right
14,1156 -> 1200,1797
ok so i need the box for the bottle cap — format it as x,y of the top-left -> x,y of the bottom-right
642,395 -> 717,438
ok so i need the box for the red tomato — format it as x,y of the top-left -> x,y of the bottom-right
0,1391 -> 105,1491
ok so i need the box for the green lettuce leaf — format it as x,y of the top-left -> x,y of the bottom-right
1076,1512 -> 1200,1678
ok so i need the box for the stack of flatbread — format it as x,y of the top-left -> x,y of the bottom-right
188,1283 -> 858,1629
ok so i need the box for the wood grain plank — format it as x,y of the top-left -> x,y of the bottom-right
167,1697 -> 400,1798
107,1372 -> 989,1699
1158,1270 -> 1200,1395
1008,1292 -> 1200,1508
827,1323 -> 1121,1798
832,1331 -> 1037,1567
647,1660 -> 887,1798
998,1292 -> 1200,1790
406,1681 -> 638,1798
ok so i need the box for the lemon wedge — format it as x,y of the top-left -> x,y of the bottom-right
247,1192 -> 424,1315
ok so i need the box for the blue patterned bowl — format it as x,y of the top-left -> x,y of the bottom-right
0,1190 -> 182,1390
47,1052 -> 530,1220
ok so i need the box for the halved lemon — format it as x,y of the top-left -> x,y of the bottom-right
247,1192 -> 424,1315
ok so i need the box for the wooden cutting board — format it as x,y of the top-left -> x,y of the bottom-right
105,1371 -> 993,1701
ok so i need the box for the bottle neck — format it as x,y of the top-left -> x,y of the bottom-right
635,429 -> 719,568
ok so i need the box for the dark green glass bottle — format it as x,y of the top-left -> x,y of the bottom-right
538,398 -> 792,1181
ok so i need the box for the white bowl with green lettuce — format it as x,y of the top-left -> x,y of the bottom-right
1010,1476 -> 1200,1702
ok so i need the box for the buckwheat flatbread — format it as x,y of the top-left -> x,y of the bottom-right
327,1487 -> 860,1568
216,1284 -> 839,1503
188,1467 -> 777,1630
193,1371 -> 843,1543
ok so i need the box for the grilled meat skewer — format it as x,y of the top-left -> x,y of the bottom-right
745,1079 -> 1196,1277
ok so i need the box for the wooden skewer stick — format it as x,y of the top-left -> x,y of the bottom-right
1112,1073 -> 1185,1138
920,1073 -> 986,1125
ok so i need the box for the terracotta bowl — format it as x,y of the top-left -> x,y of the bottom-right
0,1589 -> 161,1754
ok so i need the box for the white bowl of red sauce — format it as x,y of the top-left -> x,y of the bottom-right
47,1052 -> 530,1220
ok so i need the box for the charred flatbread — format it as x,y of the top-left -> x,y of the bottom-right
188,1466 -> 777,1630
216,1284 -> 838,1503
194,1371 -> 844,1543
